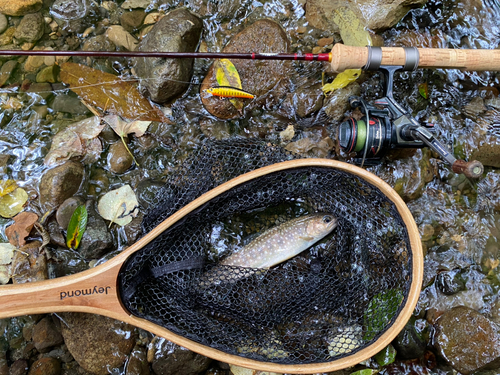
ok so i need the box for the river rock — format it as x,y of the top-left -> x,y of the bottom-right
39,161 -> 84,210
9,359 -> 29,375
32,316 -> 64,353
200,19 -> 291,120
0,0 -> 42,16
11,241 -> 48,284
0,59 -> 18,86
82,34 -> 116,53
392,321 -> 426,359
0,348 -> 7,375
125,346 -> 150,375
14,13 -> 44,44
50,0 -> 99,33
471,142 -> 500,168
27,358 -> 61,375
36,65 -> 59,83
133,8 -> 203,103
105,25 -> 138,51
51,94 -> 90,115
56,196 -> 85,230
434,306 -> 500,374
120,10 -> 146,32
107,141 -> 134,174
306,0 -> 427,33
121,0 -> 151,9
150,339 -> 212,375
0,14 -> 7,34
77,200 -> 113,259
0,27 -> 15,47
59,313 -> 136,375
323,82 -> 361,122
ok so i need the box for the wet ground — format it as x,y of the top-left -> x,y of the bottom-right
1,0 -> 500,374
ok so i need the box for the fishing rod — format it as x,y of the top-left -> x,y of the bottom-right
1,44 -> 491,177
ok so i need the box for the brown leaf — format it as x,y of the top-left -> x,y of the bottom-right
60,62 -> 172,123
5,212 -> 39,247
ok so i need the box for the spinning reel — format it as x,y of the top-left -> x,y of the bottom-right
338,66 -> 484,179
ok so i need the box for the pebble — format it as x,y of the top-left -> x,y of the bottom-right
0,0 -> 42,16
32,316 -> 64,353
56,196 -> 85,230
120,9 -> 146,32
22,82 -> 52,100
8,359 -> 29,375
0,14 -> 7,34
59,313 -> 136,375
317,37 -> 333,47
13,12 -> 44,43
51,94 -> 89,115
125,346 -> 150,375
107,140 -> 134,174
150,339 -> 212,375
0,27 -> 15,46
27,358 -> 61,375
106,25 -> 138,51
39,160 -> 84,210
77,200 -> 113,259
0,59 -> 17,86
36,65 -> 59,83
24,54 -> 45,72
121,0 -> 151,9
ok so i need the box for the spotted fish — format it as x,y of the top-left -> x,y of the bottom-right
221,213 -> 338,269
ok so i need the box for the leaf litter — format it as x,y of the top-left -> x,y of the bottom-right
97,185 -> 139,227
5,212 -> 39,248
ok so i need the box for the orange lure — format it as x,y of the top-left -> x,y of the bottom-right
205,86 -> 255,99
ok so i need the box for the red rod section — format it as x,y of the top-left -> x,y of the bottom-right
0,50 -> 332,62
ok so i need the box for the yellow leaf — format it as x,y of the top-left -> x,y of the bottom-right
0,188 -> 28,218
60,63 -> 171,123
0,180 -> 17,197
322,69 -> 361,93
215,59 -> 244,111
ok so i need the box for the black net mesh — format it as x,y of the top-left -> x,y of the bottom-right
118,139 -> 413,365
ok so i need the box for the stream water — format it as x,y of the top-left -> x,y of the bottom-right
1,0 -> 500,374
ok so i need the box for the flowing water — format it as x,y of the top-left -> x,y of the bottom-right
1,0 -> 500,373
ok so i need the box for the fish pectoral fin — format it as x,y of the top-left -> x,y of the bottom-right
300,235 -> 315,241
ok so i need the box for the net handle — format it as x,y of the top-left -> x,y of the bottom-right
0,159 -> 423,374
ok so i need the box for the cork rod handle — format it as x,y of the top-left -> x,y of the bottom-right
330,44 -> 500,72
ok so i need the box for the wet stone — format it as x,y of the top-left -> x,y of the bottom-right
435,269 -> 466,295
0,59 -> 18,86
50,0 -> 98,33
39,160 -> 84,210
77,200 -> 113,259
150,339 -> 212,375
9,359 -> 29,375
32,316 -> 64,353
36,65 -> 59,83
0,348 -> 7,375
125,346 -> 150,375
0,27 -> 15,47
105,25 -> 138,51
120,10 -> 146,32
392,322 -> 426,359
82,34 -> 115,53
121,0 -> 151,9
107,141 -> 134,174
0,0 -> 42,16
51,95 -> 89,115
59,313 -> 136,375
134,8 -> 203,103
434,306 -> 500,374
11,241 -> 48,284
0,14 -> 7,34
13,13 -> 44,44
56,196 -> 85,230
293,83 -> 324,118
323,82 -> 361,122
22,82 -> 53,100
136,179 -> 164,209
27,358 -> 61,375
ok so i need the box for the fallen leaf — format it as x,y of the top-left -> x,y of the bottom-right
5,212 -> 39,247
0,180 -> 17,197
66,205 -> 88,250
323,7 -> 372,94
419,82 -> 429,99
0,242 -> 15,284
60,62 -> 171,123
215,59 -> 244,111
280,124 -> 295,142
97,185 -> 139,226
44,116 -> 105,166
285,136 -> 334,158
0,187 -> 28,218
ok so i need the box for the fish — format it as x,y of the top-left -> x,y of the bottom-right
204,86 -> 255,99
220,213 -> 338,269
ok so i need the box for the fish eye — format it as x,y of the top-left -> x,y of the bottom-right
323,215 -> 333,224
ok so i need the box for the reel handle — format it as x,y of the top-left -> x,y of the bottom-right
451,160 -> 484,179
330,44 -> 500,72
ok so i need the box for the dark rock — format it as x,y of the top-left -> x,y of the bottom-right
0,14 -> 8,34
9,359 -> 28,375
134,8 -> 203,103
50,0 -> 99,33
0,60 -> 18,87
323,82 -> 361,122
392,322 -> 426,359
136,179 -> 164,209
32,316 -> 64,353
22,82 -> 53,100
125,346 -> 150,375
14,13 -> 44,43
305,0 -> 427,33
293,83 -> 324,118
77,200 -> 113,259
39,161 -> 84,210
435,269 -> 466,295
51,95 -> 90,115
120,10 -> 146,32
123,213 -> 143,245
11,241 -> 48,284
56,197 -> 85,230
200,19 -> 291,120
59,313 -> 136,375
107,141 -> 134,174
82,34 -> 116,53
47,219 -> 66,248
0,348 -> 7,375
27,358 -> 61,375
151,339 -> 212,375
434,306 -> 500,374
